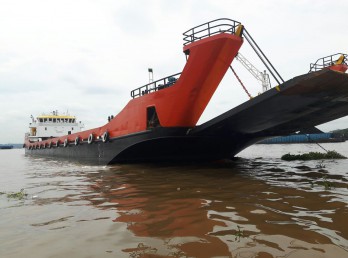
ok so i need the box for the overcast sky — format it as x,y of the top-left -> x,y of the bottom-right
1,0 -> 347,143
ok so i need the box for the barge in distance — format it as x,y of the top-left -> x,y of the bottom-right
0,144 -> 13,150
24,18 -> 348,164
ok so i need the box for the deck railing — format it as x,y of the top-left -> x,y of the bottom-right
309,53 -> 347,72
130,73 -> 181,98
183,18 -> 241,46
130,19 -> 242,99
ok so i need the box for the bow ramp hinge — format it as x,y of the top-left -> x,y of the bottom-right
335,54 -> 345,65
235,24 -> 244,37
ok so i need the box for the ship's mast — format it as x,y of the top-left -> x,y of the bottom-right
148,68 -> 154,83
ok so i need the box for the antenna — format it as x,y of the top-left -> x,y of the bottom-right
148,68 -> 153,83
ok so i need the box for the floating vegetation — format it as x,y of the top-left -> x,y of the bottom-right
125,243 -> 158,258
315,161 -> 326,169
308,175 -> 335,190
317,175 -> 335,190
234,225 -> 244,242
3,189 -> 28,200
281,151 -> 346,161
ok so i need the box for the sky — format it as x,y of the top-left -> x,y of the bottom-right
0,0 -> 347,143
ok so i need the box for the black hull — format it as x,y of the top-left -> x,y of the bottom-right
25,127 -> 260,164
25,69 -> 348,164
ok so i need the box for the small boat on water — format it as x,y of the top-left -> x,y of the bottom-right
24,18 -> 348,164
0,145 -> 13,150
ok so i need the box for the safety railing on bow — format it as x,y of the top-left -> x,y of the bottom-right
183,18 -> 241,46
131,73 -> 181,98
242,29 -> 284,85
183,19 -> 284,85
309,53 -> 347,72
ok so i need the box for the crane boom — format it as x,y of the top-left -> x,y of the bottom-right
235,52 -> 271,92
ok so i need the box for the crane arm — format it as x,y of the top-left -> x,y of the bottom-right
235,53 -> 264,83
235,52 -> 271,92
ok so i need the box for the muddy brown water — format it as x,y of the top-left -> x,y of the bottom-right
1,143 -> 348,257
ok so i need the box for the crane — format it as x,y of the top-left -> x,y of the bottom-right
235,52 -> 271,92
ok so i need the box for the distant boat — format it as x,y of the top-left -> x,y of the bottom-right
259,133 -> 345,144
0,145 -> 13,150
258,128 -> 346,144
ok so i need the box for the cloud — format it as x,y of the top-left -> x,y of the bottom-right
0,0 -> 348,143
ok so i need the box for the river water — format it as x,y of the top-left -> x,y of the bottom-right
1,143 -> 348,258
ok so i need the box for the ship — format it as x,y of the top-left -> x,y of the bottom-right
0,144 -> 13,150
24,18 -> 348,164
25,111 -> 85,143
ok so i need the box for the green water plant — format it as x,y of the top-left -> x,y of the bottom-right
234,225 -> 244,241
281,151 -> 346,161
5,189 -> 28,200
308,175 -> 335,190
317,175 -> 334,190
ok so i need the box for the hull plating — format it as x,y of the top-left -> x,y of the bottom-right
25,127 -> 255,164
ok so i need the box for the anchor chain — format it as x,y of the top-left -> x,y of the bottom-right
229,65 -> 253,99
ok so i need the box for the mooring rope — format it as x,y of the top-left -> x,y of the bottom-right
305,134 -> 329,153
229,65 -> 253,99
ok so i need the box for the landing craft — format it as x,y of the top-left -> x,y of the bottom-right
24,18 -> 348,164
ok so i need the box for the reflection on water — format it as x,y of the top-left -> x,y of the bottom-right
1,146 -> 348,257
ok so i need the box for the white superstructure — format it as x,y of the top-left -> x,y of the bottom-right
26,111 -> 85,142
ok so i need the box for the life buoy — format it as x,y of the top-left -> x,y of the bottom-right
74,137 -> 80,146
88,134 -> 94,144
64,139 -> 68,147
102,131 -> 109,143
